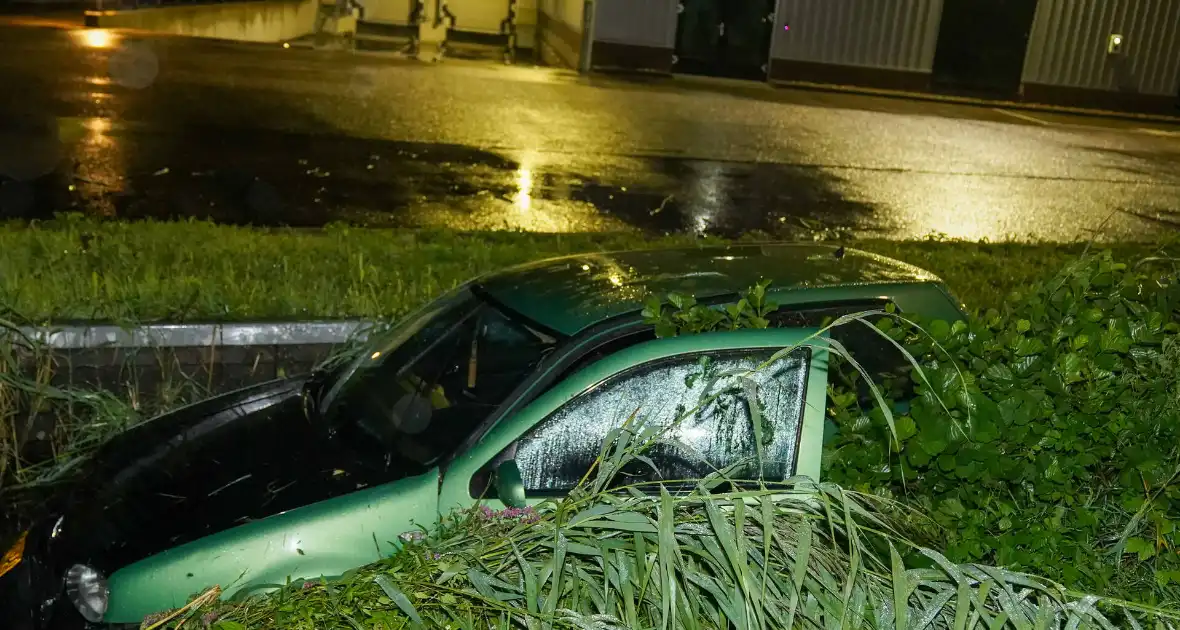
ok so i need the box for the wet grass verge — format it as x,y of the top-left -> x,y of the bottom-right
4,230 -> 1180,624
0,216 -> 1172,322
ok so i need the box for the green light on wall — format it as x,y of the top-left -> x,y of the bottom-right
1107,33 -> 1124,55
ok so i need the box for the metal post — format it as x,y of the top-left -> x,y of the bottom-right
578,0 -> 596,74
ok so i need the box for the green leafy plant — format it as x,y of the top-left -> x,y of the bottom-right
642,279 -> 780,337
825,250 -> 1180,603
642,251 -> 1180,604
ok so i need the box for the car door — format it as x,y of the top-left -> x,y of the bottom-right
437,328 -> 828,516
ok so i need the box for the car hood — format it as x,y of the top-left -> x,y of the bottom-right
37,376 -> 337,573
87,376 -> 310,483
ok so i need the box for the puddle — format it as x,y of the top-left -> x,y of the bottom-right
1,122 -> 880,238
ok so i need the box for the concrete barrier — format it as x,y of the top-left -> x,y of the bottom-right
22,320 -> 374,349
6,320 -> 383,463
13,319 -> 380,404
84,0 -> 319,43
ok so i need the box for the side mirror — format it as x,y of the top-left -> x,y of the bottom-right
494,460 -> 527,508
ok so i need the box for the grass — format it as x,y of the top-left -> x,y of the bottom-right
3,220 -> 1163,501
178,484 -> 1177,630
0,219 -> 704,324
0,216 -> 1172,323
5,248 -> 1180,627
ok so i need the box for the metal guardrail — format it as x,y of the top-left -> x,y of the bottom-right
16,320 -> 379,350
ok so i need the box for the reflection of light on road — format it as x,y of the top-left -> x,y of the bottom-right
70,116 -> 124,217
687,162 -> 726,233
84,118 -> 110,134
404,152 -> 632,233
513,166 -> 533,211
890,177 -> 1009,241
73,29 -> 118,49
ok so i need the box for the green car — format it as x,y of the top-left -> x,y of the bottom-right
0,244 -> 962,629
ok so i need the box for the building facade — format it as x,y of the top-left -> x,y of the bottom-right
1021,0 -> 1180,111
539,0 -> 1179,113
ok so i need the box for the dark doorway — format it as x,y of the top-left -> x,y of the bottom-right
674,0 -> 777,80
931,0 -> 1039,97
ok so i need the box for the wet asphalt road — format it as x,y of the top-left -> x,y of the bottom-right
2,18 -> 1180,240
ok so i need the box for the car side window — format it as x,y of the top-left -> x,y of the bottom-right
509,348 -> 811,495
769,301 -> 912,410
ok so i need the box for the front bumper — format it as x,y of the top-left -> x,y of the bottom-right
0,528 -> 86,630
1,557 -> 40,630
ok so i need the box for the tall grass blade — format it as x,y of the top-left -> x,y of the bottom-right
785,515 -> 812,628
742,376 -> 765,478
512,540 -> 539,615
614,549 -> 638,628
542,532 -> 568,617
373,574 -> 423,628
890,543 -> 910,630
657,487 -> 676,630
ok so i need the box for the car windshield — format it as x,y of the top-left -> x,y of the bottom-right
322,289 -> 558,467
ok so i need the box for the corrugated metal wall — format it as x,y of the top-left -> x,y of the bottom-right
593,0 -> 676,48
770,0 -> 944,72
1023,0 -> 1180,95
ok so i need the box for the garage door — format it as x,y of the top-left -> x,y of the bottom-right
446,0 -> 512,34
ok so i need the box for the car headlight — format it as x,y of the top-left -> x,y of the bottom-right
0,531 -> 26,579
64,564 -> 109,622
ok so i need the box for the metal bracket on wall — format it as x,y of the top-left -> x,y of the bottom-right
433,0 -> 456,61
500,0 -> 518,64
405,0 -> 426,55
434,0 -> 454,30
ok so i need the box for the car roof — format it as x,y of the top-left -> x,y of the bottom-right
477,243 -> 947,336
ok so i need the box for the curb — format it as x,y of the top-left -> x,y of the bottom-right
770,80 -> 1180,126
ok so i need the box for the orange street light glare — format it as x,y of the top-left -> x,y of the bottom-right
74,29 -> 118,49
